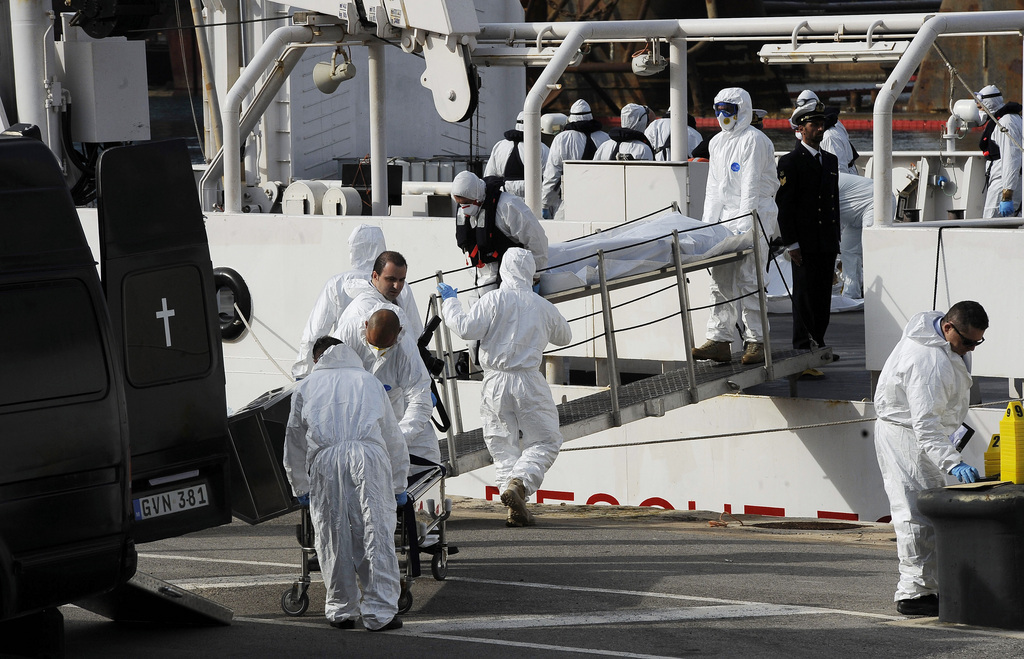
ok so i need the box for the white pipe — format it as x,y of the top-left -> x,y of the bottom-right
669,38 -> 686,162
873,11 -> 1024,226
480,15 -> 932,42
221,25 -> 341,212
190,0 -> 222,155
523,26 -> 591,216
368,42 -> 388,216
10,1 -> 53,152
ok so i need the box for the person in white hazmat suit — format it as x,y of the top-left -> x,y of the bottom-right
690,87 -> 779,366
450,170 -> 549,296
292,226 -> 420,378
594,103 -> 654,161
542,99 -> 610,219
836,172 -> 894,299
792,90 -> 859,174
283,337 -> 410,631
874,301 -> 987,617
644,111 -> 703,161
436,248 -> 571,527
483,112 -> 550,199
975,84 -> 1023,218
335,302 -> 442,468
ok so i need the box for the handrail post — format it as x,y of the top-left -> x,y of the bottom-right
671,231 -> 699,402
597,250 -> 622,426
433,272 -> 464,476
750,210 -> 774,379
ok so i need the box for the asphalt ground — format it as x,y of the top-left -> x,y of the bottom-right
51,497 -> 1024,659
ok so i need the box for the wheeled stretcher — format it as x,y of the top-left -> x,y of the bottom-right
279,461 -> 456,617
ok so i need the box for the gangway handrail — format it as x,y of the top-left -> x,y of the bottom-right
429,212 -> 782,474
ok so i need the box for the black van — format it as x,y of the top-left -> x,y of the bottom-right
0,136 -> 136,620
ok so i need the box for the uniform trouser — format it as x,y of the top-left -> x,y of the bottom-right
874,419 -> 946,601
705,235 -> 768,344
308,442 -> 400,628
480,367 -> 563,496
791,251 -> 836,349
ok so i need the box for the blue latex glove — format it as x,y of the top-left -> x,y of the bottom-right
1000,200 -> 1015,217
532,282 -> 541,294
431,391 -> 438,406
296,493 -> 310,506
437,283 -> 458,300
542,207 -> 552,219
950,462 -> 980,483
396,491 -> 409,507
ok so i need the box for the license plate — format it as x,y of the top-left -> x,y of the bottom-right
133,483 -> 209,521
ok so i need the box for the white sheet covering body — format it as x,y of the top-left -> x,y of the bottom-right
538,212 -> 735,294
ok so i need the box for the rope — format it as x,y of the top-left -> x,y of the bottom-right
931,41 -> 1024,155
932,227 -> 945,311
560,396 -> 1023,453
234,303 -> 296,384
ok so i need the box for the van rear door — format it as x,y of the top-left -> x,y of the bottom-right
96,139 -> 232,543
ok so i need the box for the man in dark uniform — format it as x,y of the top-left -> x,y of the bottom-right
776,101 -> 841,352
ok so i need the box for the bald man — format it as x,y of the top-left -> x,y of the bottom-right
335,301 -> 441,468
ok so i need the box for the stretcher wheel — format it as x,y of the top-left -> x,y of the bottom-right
431,552 -> 448,581
397,587 -> 413,614
281,589 -> 309,616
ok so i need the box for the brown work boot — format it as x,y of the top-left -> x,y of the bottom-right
692,340 -> 731,363
740,342 -> 764,365
501,478 -> 532,526
505,506 -> 535,527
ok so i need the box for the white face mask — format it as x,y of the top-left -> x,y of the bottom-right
718,115 -> 738,132
369,344 -> 390,359
460,202 -> 481,218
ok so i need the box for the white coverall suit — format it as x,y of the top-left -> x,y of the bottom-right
701,87 -> 779,345
483,113 -> 550,199
977,86 -> 1023,218
335,297 -> 441,467
282,343 -> 409,628
441,248 -> 571,496
541,100 -> 610,218
874,311 -> 972,602
594,103 -> 654,161
292,224 -> 421,378
837,172 -> 886,299
451,171 -> 550,296
644,118 -> 703,161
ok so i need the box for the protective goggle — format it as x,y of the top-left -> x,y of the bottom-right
713,102 -> 739,118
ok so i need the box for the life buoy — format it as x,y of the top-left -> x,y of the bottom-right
212,267 -> 252,341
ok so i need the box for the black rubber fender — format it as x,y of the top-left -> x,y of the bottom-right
212,266 -> 252,341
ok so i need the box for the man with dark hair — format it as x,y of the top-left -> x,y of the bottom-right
293,227 -> 420,377
874,300 -> 988,617
335,303 -> 441,468
777,100 -> 841,354
312,336 -> 342,363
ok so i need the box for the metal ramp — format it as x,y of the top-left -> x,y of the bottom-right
439,346 -> 833,474
432,217 -> 832,477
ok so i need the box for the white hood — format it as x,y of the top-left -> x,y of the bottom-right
714,87 -> 752,134
498,247 -> 536,290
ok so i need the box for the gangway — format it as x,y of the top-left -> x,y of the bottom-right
431,218 -> 836,477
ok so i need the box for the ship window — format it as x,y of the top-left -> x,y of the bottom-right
0,279 -> 108,407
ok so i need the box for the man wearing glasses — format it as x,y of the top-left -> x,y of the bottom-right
873,300 -> 988,617
691,87 -> 779,366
